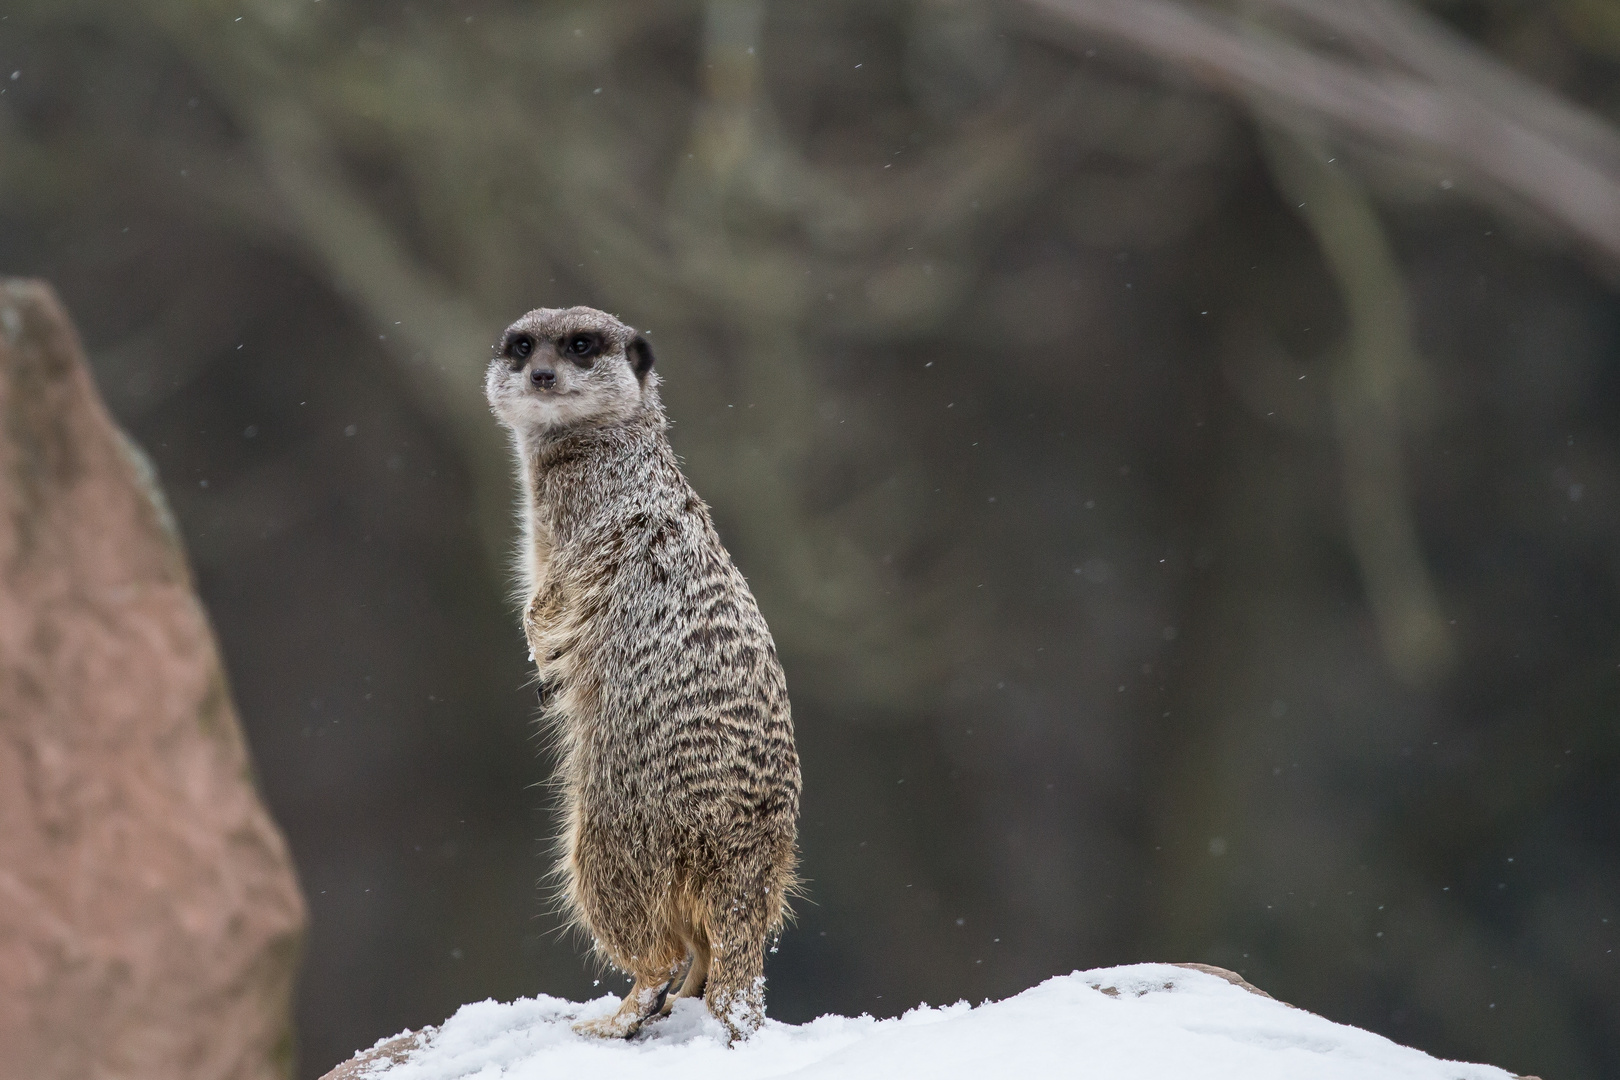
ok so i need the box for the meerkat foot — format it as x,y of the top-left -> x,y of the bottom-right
571,1012 -> 642,1040
705,938 -> 765,1042
572,973 -> 676,1039
706,977 -> 765,1044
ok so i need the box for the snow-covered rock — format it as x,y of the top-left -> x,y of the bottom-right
320,963 -> 1535,1080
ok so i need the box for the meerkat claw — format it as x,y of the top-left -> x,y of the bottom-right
649,977 -> 673,1018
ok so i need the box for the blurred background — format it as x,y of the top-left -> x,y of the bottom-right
2,0 -> 1617,1076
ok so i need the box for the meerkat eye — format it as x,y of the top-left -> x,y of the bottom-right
507,334 -> 535,361
563,333 -> 601,362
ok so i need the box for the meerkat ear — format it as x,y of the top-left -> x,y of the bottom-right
628,334 -> 655,380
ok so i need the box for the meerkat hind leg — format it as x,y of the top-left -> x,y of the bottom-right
703,896 -> 768,1042
572,970 -> 677,1040
659,938 -> 710,1016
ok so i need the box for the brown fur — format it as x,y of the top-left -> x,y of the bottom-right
486,307 -> 801,1042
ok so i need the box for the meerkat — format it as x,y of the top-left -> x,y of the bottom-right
485,306 -> 801,1043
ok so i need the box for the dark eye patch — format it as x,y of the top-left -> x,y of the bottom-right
503,332 -> 535,368
561,332 -> 602,364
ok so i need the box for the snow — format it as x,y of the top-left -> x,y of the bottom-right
339,964 -> 1518,1080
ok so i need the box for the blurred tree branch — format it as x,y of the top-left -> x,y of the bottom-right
1259,127 -> 1455,686
1012,0 -> 1620,687
8,0 -> 1613,703
1254,0 -> 1620,174
245,99 -> 514,569
1015,0 -> 1620,264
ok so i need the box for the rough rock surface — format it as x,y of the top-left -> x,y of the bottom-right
0,280 -> 306,1080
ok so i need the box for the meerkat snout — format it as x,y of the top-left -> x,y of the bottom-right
530,366 -> 556,389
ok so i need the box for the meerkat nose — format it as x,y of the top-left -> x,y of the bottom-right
530,367 -> 556,389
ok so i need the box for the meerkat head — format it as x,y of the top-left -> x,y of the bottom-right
486,306 -> 657,437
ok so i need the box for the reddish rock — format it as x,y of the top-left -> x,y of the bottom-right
1170,963 -> 1275,999
0,280 -> 306,1080
319,1030 -> 433,1080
